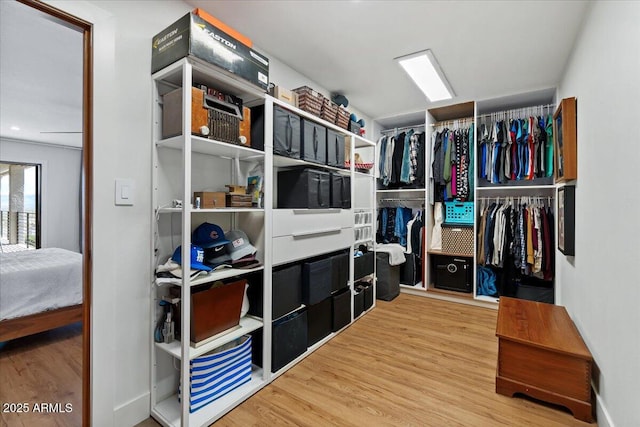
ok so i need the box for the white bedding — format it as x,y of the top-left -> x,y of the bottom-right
0,248 -> 83,321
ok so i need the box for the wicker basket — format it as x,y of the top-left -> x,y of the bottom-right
320,97 -> 339,123
335,107 -> 350,129
292,86 -> 323,117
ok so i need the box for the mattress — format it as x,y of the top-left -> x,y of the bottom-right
0,248 -> 83,321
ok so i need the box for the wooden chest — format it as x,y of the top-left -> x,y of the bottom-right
495,297 -> 593,422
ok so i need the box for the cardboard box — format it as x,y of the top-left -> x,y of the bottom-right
193,192 -> 226,209
272,86 -> 298,107
151,12 -> 269,91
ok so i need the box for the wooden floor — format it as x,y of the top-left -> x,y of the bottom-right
0,322 -> 82,427
140,294 -> 594,427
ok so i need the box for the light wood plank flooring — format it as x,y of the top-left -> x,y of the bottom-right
0,322 -> 82,427
140,294 -> 594,426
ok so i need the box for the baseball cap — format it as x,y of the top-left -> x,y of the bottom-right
225,230 -> 257,261
192,222 -> 230,248
232,254 -> 261,269
204,245 -> 232,269
171,244 -> 212,272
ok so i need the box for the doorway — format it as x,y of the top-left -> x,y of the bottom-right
0,0 -> 92,426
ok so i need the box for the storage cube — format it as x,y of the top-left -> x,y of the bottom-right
301,118 -> 327,164
353,288 -> 364,319
277,168 -> 331,209
326,128 -> 345,168
272,309 -> 307,372
362,282 -> 374,311
376,252 -> 400,301
273,105 -> 301,158
330,173 -> 351,209
302,258 -> 332,305
181,335 -> 252,413
329,252 -> 349,293
332,288 -> 351,332
441,224 -> 474,256
354,251 -> 374,280
307,297 -> 332,347
272,264 -> 303,319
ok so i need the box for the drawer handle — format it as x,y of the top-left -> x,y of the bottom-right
292,227 -> 341,238
292,209 -> 341,214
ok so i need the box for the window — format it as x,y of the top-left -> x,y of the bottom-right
0,162 -> 40,252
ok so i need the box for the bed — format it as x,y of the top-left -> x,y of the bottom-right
0,247 -> 83,341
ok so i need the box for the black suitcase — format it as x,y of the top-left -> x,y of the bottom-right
301,118 -> 327,164
277,168 -> 331,209
326,129 -> 345,168
273,105 -> 301,158
433,255 -> 472,293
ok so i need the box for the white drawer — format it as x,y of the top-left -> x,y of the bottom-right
272,227 -> 352,266
272,209 -> 352,238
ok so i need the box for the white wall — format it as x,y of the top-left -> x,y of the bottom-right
42,1 -> 375,425
556,2 -> 640,426
0,138 -> 81,252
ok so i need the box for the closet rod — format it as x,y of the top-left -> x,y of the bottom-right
380,124 -> 425,134
379,197 -> 425,202
476,104 -> 556,120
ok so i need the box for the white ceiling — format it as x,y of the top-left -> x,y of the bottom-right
0,0 -> 83,148
188,0 -> 590,123
0,1 -> 590,147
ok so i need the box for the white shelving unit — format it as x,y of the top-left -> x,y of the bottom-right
151,56 -> 378,426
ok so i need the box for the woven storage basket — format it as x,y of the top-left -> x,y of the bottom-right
441,224 -> 473,256
320,97 -> 339,123
292,86 -> 323,116
335,107 -> 350,129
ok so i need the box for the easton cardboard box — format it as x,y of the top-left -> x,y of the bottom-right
151,11 -> 269,91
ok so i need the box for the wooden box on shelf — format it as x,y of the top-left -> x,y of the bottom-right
193,191 -> 226,209
553,97 -> 577,182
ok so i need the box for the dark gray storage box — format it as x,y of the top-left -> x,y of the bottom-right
273,105 -> 301,158
330,252 -> 349,293
272,309 -> 307,372
326,129 -> 345,168
330,173 -> 351,209
353,288 -> 364,318
354,252 -> 374,280
272,264 -> 302,319
331,288 -> 351,332
515,284 -> 554,304
307,297 -> 332,347
302,258 -> 332,305
376,252 -> 400,301
301,118 -> 327,164
277,168 -> 331,209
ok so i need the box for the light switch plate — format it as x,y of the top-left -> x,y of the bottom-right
115,179 -> 134,206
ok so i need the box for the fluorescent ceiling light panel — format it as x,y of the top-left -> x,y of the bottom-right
397,50 -> 454,102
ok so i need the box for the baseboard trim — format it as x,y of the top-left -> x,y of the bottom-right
593,383 -> 614,427
114,392 -> 150,427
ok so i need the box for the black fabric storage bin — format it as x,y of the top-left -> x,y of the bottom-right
249,104 -> 265,151
326,129 -> 345,168
272,309 -> 307,372
301,118 -> 327,164
400,253 -> 421,287
307,297 -> 332,347
302,258 -> 332,305
433,255 -> 472,293
330,252 -> 349,293
363,283 -> 374,310
353,288 -> 364,318
354,251 -> 374,280
277,168 -> 331,209
273,105 -> 301,158
272,264 -> 302,319
376,252 -> 400,301
515,284 -> 554,304
331,288 -> 351,332
330,173 -> 351,209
